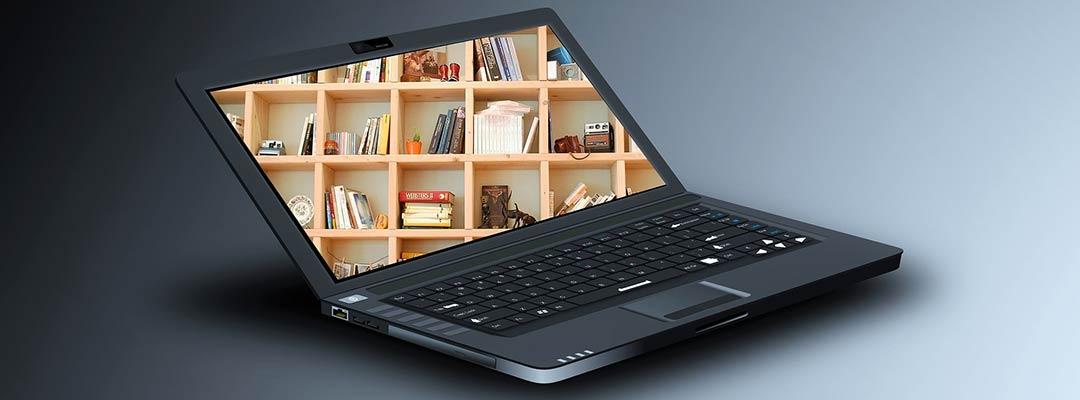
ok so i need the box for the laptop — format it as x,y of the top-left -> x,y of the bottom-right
178,9 -> 901,383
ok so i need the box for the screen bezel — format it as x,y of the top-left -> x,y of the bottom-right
176,8 -> 686,299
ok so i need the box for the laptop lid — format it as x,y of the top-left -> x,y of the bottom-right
178,9 -> 685,299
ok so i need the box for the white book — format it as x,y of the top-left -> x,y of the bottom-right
346,190 -> 366,229
522,116 -> 539,153
333,186 -> 352,229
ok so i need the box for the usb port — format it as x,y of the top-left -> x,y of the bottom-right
331,306 -> 349,321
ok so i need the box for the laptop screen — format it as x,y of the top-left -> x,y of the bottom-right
209,25 -> 667,281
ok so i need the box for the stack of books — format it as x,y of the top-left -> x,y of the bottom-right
554,183 -> 616,216
473,36 -> 525,81
325,185 -> 376,229
225,112 -> 244,137
474,101 -> 538,154
427,107 -> 466,154
326,114 -> 390,155
260,72 -> 317,84
296,113 -> 316,155
342,58 -> 387,83
400,190 -> 454,228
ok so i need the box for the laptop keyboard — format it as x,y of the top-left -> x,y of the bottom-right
386,204 -> 817,334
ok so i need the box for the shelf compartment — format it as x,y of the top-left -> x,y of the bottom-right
626,165 -> 665,194
321,237 -> 390,271
399,167 -> 465,229
472,166 -> 541,229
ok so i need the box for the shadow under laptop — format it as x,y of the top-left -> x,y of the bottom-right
164,256 -> 919,394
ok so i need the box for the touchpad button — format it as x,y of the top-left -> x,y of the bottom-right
621,281 -> 748,321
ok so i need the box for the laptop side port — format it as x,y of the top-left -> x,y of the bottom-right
355,317 -> 381,332
330,306 -> 349,321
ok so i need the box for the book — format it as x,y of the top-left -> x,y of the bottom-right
345,190 -> 365,229
333,186 -> 352,229
399,190 -> 454,203
324,192 -> 333,228
474,101 -> 531,154
491,36 -> 509,80
448,107 -> 466,154
478,37 -> 502,81
297,113 -> 315,155
400,218 -> 452,228
400,252 -> 425,260
427,114 -> 446,154
555,182 -> 588,216
376,114 -> 390,155
437,108 -> 454,154
522,116 -> 539,153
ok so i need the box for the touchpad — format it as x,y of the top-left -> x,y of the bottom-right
621,281 -> 749,321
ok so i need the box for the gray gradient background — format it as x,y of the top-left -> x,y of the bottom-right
3,0 -> 1078,398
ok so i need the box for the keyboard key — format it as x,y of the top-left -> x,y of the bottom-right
641,226 -> 674,236
574,259 -> 605,269
518,254 -> 545,264
580,269 -> 609,279
665,210 -> 693,219
527,308 -> 556,318
648,216 -> 673,225
498,293 -> 527,303
408,298 -> 437,308
443,277 -> 470,286
485,274 -> 513,285
607,272 -> 636,282
611,247 -> 642,258
539,281 -> 568,291
700,210 -> 728,220
570,269 -> 690,306
624,232 -> 654,242
592,232 -> 619,241
573,238 -> 601,247
464,281 -> 495,291
565,251 -> 594,261
479,299 -> 509,309
549,302 -> 576,312
553,266 -> 583,275
426,292 -> 456,303
474,289 -> 503,299
548,290 -> 578,300
691,221 -> 728,233
617,257 -> 648,267
606,239 -> 634,249
609,226 -> 635,236
638,251 -> 666,261
719,216 -> 747,225
484,319 -> 517,331
771,242 -> 792,250
408,288 -> 435,297
653,235 -> 681,245
500,261 -> 525,270
666,253 -> 695,264
632,241 -> 663,251
467,308 -> 516,325
519,287 -> 549,297
464,272 -> 489,281
678,262 -> 709,272
646,259 -> 677,269
590,278 -> 617,288
493,283 -> 525,294
534,271 -> 563,281
751,248 -> 772,256
528,296 -> 558,306
523,263 -> 555,273
389,294 -> 415,303
594,253 -> 623,263
626,266 -> 657,276
566,284 -> 598,294
448,306 -> 485,319
737,221 -> 767,231
547,256 -> 574,266
760,226 -> 786,236
736,244 -> 760,253
683,205 -> 711,214
628,221 -> 653,230
426,282 -> 453,292
516,277 -> 544,287
657,245 -> 687,255
554,243 -> 581,253
509,314 -> 538,324
558,275 -> 588,285
667,216 -> 706,230
699,226 -> 747,243
536,249 -> 562,258
670,229 -> 699,239
582,244 -> 614,255
457,295 -> 483,305
719,251 -> 745,261
597,264 -> 628,273
506,269 -> 536,279
430,301 -> 466,313
480,266 -> 507,275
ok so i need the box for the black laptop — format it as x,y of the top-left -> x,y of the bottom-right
178,9 -> 901,383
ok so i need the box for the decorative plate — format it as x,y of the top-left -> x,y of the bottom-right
287,195 -> 314,228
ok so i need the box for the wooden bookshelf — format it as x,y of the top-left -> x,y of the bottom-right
213,26 -> 662,267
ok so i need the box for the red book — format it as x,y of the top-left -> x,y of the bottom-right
399,190 -> 454,203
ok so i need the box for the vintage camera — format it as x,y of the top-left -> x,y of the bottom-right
559,63 -> 582,81
583,121 -> 612,153
584,122 -> 610,134
258,139 -> 286,156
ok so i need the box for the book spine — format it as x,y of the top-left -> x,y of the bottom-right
479,37 -> 502,81
449,107 -> 466,154
346,191 -> 364,229
437,108 -> 453,154
325,192 -> 333,228
377,114 -> 390,155
399,190 -> 454,203
473,39 -> 488,81
427,114 -> 446,154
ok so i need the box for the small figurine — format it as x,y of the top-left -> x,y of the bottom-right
439,64 -> 449,82
448,63 -> 460,82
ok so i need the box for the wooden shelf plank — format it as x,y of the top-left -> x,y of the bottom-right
305,228 -> 506,239
254,153 -> 647,169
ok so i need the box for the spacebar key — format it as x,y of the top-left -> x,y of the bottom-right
568,269 -> 686,306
